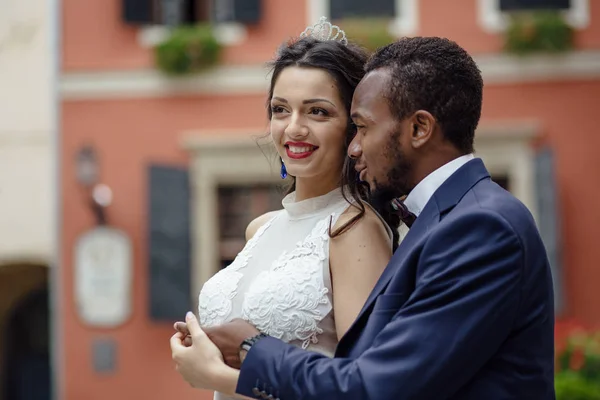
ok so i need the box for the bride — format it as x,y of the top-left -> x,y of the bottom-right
173,18 -> 401,400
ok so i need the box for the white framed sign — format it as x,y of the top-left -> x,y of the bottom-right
74,226 -> 133,328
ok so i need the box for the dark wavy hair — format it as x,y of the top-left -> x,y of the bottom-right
266,36 -> 400,250
364,37 -> 483,154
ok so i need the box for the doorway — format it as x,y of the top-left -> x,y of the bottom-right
0,263 -> 50,400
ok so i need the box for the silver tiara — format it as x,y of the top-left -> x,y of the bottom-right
299,16 -> 348,45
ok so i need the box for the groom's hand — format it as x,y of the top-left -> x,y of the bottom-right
203,319 -> 260,369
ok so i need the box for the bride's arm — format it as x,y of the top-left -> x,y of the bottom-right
329,204 -> 393,339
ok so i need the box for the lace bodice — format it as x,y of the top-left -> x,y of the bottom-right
198,188 -> 353,400
198,187 -> 393,400
199,188 -> 348,339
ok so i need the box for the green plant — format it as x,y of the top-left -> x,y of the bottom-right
154,24 -> 221,76
337,18 -> 395,52
556,330 -> 600,399
555,372 -> 600,400
504,11 -> 573,55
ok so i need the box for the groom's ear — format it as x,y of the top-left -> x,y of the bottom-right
409,110 -> 435,149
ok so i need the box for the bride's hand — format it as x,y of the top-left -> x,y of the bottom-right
170,312 -> 239,395
173,321 -> 192,347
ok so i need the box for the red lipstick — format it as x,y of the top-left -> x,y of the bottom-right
285,142 -> 318,159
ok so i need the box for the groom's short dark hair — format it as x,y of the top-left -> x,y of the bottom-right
365,37 -> 483,154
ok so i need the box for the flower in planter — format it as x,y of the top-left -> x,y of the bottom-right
504,11 -> 573,56
335,18 -> 396,53
555,329 -> 600,399
154,24 -> 221,76
555,371 -> 600,400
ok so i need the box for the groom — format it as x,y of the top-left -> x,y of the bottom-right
172,37 -> 556,399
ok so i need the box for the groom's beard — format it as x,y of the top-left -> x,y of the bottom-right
369,134 -> 413,209
368,184 -> 399,212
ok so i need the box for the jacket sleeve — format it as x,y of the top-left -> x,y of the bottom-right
236,210 -> 524,400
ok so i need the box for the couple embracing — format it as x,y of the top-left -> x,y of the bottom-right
170,17 -> 555,400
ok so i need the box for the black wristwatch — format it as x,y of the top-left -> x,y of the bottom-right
239,333 -> 268,362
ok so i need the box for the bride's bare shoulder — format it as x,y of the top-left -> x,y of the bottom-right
245,210 -> 281,241
333,201 -> 391,246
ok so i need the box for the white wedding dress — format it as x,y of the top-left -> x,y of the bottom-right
197,187 -> 392,400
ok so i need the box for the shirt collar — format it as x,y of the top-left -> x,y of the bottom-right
404,154 -> 475,216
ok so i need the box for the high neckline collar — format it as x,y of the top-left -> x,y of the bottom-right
282,187 -> 346,219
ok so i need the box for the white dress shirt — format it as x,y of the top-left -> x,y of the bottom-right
404,154 -> 476,217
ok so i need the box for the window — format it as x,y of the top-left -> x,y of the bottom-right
122,0 -> 261,26
127,0 -> 259,47
477,0 -> 589,32
307,0 -> 418,36
499,0 -> 571,11
218,184 -> 283,269
122,0 -> 208,26
330,0 -> 396,20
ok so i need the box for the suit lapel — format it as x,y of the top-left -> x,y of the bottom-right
336,202 -> 439,353
337,159 -> 492,351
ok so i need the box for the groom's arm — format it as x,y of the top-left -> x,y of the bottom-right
236,210 -> 525,400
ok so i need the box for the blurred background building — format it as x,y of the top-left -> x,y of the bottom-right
0,0 -> 599,399
0,0 -> 55,398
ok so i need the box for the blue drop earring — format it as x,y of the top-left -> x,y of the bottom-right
280,159 -> 287,179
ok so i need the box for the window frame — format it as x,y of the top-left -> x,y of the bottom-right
477,0 -> 590,33
135,0 -> 250,48
184,123 -> 543,307
473,122 -> 539,222
183,134 -> 282,304
306,0 -> 418,37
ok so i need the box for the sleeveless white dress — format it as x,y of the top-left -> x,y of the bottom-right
197,187 -> 392,400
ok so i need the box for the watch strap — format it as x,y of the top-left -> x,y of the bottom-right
240,332 -> 268,352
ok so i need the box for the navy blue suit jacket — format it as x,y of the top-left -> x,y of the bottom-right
237,159 -> 555,400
